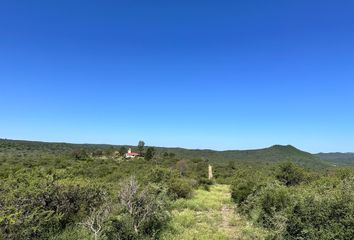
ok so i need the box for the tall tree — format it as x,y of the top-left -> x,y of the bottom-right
138,140 -> 145,155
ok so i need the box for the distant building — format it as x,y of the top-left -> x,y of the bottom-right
125,148 -> 140,159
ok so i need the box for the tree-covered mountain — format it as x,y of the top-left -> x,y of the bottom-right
316,152 -> 354,166
155,144 -> 330,169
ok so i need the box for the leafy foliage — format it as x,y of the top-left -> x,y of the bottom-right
276,162 -> 306,186
145,147 -> 156,161
231,164 -> 354,239
0,169 -> 107,239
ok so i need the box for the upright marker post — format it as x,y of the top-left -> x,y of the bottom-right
208,164 -> 213,180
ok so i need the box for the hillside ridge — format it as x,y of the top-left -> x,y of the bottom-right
0,138 -> 330,169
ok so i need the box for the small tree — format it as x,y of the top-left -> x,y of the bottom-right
118,146 -> 127,156
138,140 -> 145,155
145,147 -> 155,161
92,149 -> 104,157
80,204 -> 111,240
72,148 -> 89,160
176,160 -> 187,176
116,177 -> 169,237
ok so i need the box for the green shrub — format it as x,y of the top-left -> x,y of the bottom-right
231,179 -> 257,204
147,167 -> 177,184
147,167 -> 194,200
276,162 -> 306,186
257,183 -> 293,229
0,169 -> 107,240
198,178 -> 213,191
71,149 -> 89,160
167,178 -> 193,200
285,177 -> 354,240
230,168 -> 269,205
233,169 -> 354,240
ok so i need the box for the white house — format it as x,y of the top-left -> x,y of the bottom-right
124,148 -> 140,159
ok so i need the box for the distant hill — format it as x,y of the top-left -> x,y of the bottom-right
0,138 -> 115,158
0,139 -> 331,169
316,153 -> 354,166
155,144 -> 329,169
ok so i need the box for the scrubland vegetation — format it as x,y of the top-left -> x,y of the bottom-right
231,163 -> 354,239
0,139 -> 210,239
0,139 -> 353,239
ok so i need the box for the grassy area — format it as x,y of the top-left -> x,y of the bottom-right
160,185 -> 268,240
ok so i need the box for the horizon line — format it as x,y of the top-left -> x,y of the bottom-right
1,137 -> 352,154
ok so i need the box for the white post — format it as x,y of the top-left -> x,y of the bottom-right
208,164 -> 213,180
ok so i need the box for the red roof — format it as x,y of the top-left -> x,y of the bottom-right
126,152 -> 140,156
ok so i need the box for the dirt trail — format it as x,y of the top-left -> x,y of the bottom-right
160,185 -> 266,240
220,190 -> 241,239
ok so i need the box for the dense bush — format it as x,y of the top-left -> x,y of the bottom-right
198,177 -> 213,191
71,148 -> 89,160
167,177 -> 193,200
106,177 -> 170,239
231,179 -> 257,204
147,167 -> 177,184
230,168 -> 270,205
231,165 -> 354,240
257,183 -> 293,231
276,162 -> 306,186
285,176 -> 354,240
147,167 -> 194,200
0,169 -> 106,240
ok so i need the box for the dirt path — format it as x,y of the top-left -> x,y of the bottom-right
219,186 -> 268,240
219,187 -> 242,239
160,185 -> 266,240
221,203 -> 237,235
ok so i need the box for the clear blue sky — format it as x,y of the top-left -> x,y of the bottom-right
0,1 -> 353,153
